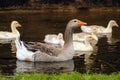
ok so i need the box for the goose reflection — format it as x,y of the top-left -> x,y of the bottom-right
84,51 -> 97,69
96,33 -> 120,45
106,33 -> 120,45
10,40 -> 17,53
74,50 -> 97,73
16,59 -> 74,74
0,39 -> 15,44
74,44 -> 98,57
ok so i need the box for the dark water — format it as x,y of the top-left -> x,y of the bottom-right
0,11 -> 120,76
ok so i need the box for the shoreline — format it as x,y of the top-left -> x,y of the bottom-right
0,7 -> 120,13
0,72 -> 120,80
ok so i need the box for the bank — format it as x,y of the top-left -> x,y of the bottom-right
0,72 -> 120,80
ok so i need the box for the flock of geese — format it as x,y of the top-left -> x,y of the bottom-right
0,19 -> 118,62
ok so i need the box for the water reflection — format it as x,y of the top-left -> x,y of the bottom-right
106,33 -> 120,45
0,59 -> 16,76
84,51 -> 97,71
16,60 -> 74,74
11,40 -> 16,53
0,39 -> 13,44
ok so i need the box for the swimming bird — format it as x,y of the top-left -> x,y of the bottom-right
73,35 -> 97,52
44,33 -> 64,47
43,27 -> 98,47
81,20 -> 118,34
0,21 -> 21,39
73,27 -> 98,42
15,19 -> 87,62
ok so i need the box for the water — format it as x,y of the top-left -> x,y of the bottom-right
0,11 -> 120,76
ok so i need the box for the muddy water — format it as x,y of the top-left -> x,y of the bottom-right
0,11 -> 120,76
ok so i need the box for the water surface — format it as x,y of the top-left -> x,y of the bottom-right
0,11 -> 120,76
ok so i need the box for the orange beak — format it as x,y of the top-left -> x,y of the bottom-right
115,22 -> 119,27
92,37 -> 96,40
18,24 -> 22,27
78,20 -> 87,26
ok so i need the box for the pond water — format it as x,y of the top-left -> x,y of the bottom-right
0,11 -> 120,76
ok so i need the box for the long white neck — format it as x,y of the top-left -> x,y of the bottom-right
11,25 -> 20,36
84,38 -> 91,47
91,33 -> 98,41
105,21 -> 113,31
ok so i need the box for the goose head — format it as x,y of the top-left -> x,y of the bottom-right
11,21 -> 21,28
58,33 -> 65,47
58,33 -> 63,40
64,19 -> 87,43
67,19 -> 87,29
64,19 -> 87,53
85,35 -> 97,41
109,20 -> 119,27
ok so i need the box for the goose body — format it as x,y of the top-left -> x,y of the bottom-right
73,33 -> 98,46
73,32 -> 88,42
81,20 -> 118,34
44,33 -> 64,47
73,35 -> 96,51
43,28 -> 98,48
0,32 -> 17,39
73,28 -> 98,42
43,28 -> 98,47
0,21 -> 21,40
15,19 -> 87,62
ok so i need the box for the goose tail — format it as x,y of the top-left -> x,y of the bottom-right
15,37 -> 27,51
15,37 -> 22,49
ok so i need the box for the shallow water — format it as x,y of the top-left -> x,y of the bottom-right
0,11 -> 120,76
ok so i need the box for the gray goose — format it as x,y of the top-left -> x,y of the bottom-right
15,19 -> 87,62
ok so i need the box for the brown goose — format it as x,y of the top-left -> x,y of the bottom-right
15,19 -> 87,62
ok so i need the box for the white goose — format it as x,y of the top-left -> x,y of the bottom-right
0,21 -> 21,39
73,35 -> 96,52
81,20 -> 118,34
15,19 -> 87,62
73,27 -> 98,42
43,27 -> 98,47
44,33 -> 64,47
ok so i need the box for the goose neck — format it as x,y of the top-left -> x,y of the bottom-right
84,38 -> 91,47
106,21 -> 112,30
64,26 -> 73,47
11,25 -> 20,36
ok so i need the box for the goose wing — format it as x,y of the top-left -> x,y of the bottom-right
90,25 -> 106,33
24,42 -> 61,57
0,32 -> 13,39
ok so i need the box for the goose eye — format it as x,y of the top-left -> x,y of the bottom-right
112,22 -> 116,24
74,20 -> 77,22
89,36 -> 92,39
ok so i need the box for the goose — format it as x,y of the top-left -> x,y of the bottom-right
81,20 -> 118,34
73,27 -> 98,42
44,33 -> 64,47
0,21 -> 21,39
15,19 -> 87,62
43,27 -> 98,47
73,35 -> 97,52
